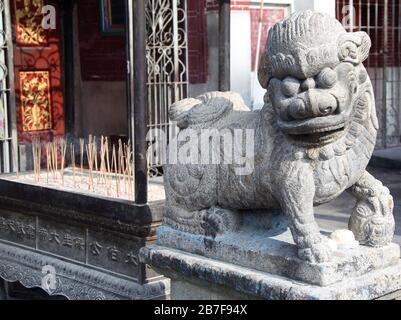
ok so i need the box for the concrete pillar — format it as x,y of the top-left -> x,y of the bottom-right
294,0 -> 335,16
219,0 -> 231,91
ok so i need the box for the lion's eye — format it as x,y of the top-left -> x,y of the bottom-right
316,68 -> 337,89
281,77 -> 300,97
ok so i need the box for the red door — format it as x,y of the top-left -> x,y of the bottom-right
12,0 -> 65,144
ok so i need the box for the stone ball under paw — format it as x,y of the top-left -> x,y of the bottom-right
349,199 -> 395,247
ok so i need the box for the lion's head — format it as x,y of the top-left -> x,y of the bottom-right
259,11 -> 376,149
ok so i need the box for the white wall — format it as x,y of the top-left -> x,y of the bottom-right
230,11 -> 252,106
193,0 -> 337,109
230,0 -> 336,110
294,0 -> 335,15
313,0 -> 336,16
293,0 -> 314,12
231,1 -> 293,109
251,2 -> 293,109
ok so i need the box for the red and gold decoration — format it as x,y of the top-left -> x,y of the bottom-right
14,0 -> 47,47
12,0 -> 64,143
20,71 -> 52,132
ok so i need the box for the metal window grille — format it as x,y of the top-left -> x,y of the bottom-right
145,0 -> 188,174
337,0 -> 401,149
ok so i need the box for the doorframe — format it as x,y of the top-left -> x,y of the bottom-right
1,0 -> 18,173
62,0 -> 75,141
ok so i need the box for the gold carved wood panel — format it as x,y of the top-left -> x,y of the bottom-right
19,71 -> 52,132
14,0 -> 47,46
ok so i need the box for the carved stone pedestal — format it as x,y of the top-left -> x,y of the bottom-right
140,223 -> 401,300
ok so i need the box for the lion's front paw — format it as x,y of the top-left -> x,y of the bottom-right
298,237 -> 337,263
349,192 -> 395,247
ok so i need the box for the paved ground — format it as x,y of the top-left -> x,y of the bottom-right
371,147 -> 401,169
373,147 -> 401,163
317,166 -> 401,246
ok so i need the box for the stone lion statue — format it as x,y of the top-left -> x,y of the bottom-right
163,11 -> 395,263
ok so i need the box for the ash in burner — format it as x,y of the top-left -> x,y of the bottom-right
4,136 -> 165,203
2,169 -> 165,202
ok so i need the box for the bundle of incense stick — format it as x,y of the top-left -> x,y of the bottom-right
112,144 -> 120,198
99,136 -> 106,186
125,143 -> 133,200
46,143 -> 51,183
128,140 -> 135,187
70,143 -> 76,188
119,140 -> 126,194
25,135 -> 141,202
32,137 -> 41,182
46,141 -> 55,180
53,140 -> 58,180
79,138 -> 84,184
46,142 -> 50,180
49,141 -> 55,182
60,139 -> 67,185
123,145 -> 128,195
86,135 -> 96,191
106,138 -> 111,193
93,137 -> 98,182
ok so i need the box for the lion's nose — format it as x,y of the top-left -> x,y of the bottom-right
287,90 -> 338,120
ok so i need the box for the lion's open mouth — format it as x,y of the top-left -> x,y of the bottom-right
277,114 -> 347,146
287,124 -> 346,144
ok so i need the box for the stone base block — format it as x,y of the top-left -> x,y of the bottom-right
140,245 -> 401,300
156,225 -> 400,286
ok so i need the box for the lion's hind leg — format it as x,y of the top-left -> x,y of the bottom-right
164,205 -> 242,237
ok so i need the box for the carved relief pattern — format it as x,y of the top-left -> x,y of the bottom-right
0,216 -> 36,240
0,204 -> 147,280
0,242 -> 169,300
14,0 -> 47,46
19,70 -> 52,132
